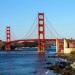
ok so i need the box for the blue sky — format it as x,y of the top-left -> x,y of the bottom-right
0,0 -> 75,40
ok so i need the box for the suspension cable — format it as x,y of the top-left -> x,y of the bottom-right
11,28 -> 19,40
22,16 -> 37,39
45,23 -> 56,38
25,24 -> 37,39
3,29 -> 6,41
45,15 -> 62,38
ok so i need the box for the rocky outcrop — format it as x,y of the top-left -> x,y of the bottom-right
46,60 -> 75,75
71,62 -> 75,69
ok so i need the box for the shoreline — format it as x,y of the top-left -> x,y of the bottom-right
56,53 -> 75,63
46,53 -> 75,75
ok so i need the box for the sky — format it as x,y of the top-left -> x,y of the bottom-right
0,0 -> 75,41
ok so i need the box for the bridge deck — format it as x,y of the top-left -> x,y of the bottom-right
10,39 -> 75,43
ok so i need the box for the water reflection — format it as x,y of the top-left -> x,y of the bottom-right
35,54 -> 61,75
36,54 -> 46,75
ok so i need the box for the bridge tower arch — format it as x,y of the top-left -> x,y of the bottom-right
6,26 -> 11,50
38,13 -> 45,53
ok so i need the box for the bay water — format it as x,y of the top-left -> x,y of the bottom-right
0,47 -> 62,75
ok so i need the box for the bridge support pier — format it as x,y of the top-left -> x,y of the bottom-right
56,38 -> 59,53
56,38 -> 64,53
64,38 -> 74,53
38,41 -> 45,54
38,13 -> 45,54
6,26 -> 11,50
56,38 -> 75,54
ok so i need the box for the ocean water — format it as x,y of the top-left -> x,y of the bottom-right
0,47 -> 62,75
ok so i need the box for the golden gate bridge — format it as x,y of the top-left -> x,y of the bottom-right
5,13 -> 75,54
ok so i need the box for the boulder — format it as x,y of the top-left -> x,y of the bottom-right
46,66 -> 54,70
61,66 -> 73,75
53,64 -> 59,70
71,62 -> 75,69
46,62 -> 52,64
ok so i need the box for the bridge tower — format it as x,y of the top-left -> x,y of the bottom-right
38,13 -> 45,53
6,26 -> 11,50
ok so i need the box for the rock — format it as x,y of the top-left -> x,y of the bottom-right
55,61 -> 70,69
59,66 -> 73,75
59,61 -> 70,69
46,62 -> 52,64
60,69 -> 65,75
47,55 -> 56,58
46,66 -> 54,70
47,64 -> 59,70
60,61 -> 70,66
71,62 -> 75,69
53,64 -> 59,70
46,61 -> 70,70
46,61 -> 75,75
65,65 -> 72,70
46,64 -> 59,70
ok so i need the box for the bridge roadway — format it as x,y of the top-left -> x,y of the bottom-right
10,38 -> 75,43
